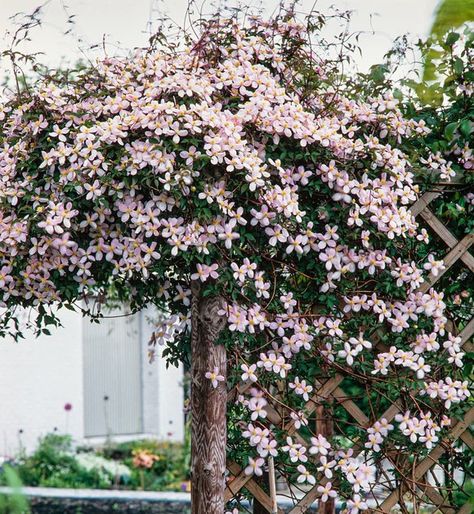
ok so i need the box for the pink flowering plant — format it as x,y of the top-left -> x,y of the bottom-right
0,5 -> 472,511
399,28 -> 474,331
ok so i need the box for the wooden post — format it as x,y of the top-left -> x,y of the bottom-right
268,456 -> 278,514
253,461 -> 277,513
190,281 -> 227,514
253,473 -> 269,514
317,400 -> 335,514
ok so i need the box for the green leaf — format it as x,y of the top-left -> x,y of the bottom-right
445,31 -> 460,46
393,88 -> 403,101
423,0 -> 474,81
369,64 -> 388,83
444,121 -> 458,140
453,57 -> 464,75
460,119 -> 472,137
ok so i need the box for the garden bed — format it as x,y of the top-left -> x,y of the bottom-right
0,434 -> 189,493
0,487 -> 191,514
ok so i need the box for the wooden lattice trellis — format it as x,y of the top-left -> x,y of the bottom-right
225,188 -> 474,513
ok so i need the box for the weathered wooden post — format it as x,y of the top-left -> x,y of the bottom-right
190,281 -> 227,513
317,401 -> 335,514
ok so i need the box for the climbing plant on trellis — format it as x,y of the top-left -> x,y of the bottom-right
225,185 -> 474,513
0,5 -> 472,514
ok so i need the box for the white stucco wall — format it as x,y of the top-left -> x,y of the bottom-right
0,308 -> 84,455
140,306 -> 185,443
0,305 -> 184,456
155,344 -> 185,442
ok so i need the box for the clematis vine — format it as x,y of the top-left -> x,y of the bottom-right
0,5 -> 472,512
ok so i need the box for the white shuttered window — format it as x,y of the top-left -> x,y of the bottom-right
83,307 -> 143,437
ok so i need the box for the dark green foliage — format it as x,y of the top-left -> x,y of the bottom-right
0,433 -> 189,493
0,435 -> 111,490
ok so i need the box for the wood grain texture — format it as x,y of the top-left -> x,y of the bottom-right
227,461 -> 285,513
418,485 -> 455,514
410,190 -> 443,217
225,461 -> 253,502
191,281 -> 227,514
420,209 -> 474,272
268,457 -> 278,514
418,233 -> 474,293
377,407 -> 474,513
316,401 -> 335,514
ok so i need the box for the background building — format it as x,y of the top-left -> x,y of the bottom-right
0,305 -> 184,455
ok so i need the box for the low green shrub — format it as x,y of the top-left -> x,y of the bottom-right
1,434 -> 113,490
1,433 -> 189,492
100,439 -> 189,491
